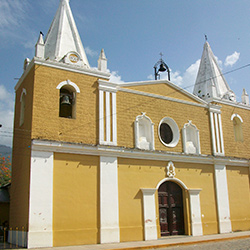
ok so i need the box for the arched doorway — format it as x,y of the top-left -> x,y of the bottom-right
158,181 -> 184,236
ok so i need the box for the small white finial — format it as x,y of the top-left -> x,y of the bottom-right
242,88 -> 249,105
99,48 -> 107,60
35,32 -> 45,58
98,49 -> 107,72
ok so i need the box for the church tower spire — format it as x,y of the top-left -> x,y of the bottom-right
43,0 -> 90,68
193,41 -> 236,102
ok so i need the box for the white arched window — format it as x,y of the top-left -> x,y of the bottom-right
182,120 -> 200,154
56,80 -> 80,119
231,114 -> 243,142
20,88 -> 27,126
135,113 -> 154,150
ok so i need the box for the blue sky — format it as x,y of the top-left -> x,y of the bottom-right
1,0 -> 250,146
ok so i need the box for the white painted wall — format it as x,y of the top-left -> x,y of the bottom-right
100,156 -> 120,243
214,164 -> 232,233
141,188 -> 158,240
28,150 -> 54,248
189,189 -> 203,236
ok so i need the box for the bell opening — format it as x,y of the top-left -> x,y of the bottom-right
159,63 -> 167,72
59,88 -> 73,118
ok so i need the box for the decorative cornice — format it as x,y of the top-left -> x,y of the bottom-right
208,103 -> 222,113
98,79 -> 118,92
211,98 -> 250,111
118,87 -> 207,108
119,79 -> 208,104
31,140 -> 250,167
15,58 -> 110,91
141,188 -> 157,195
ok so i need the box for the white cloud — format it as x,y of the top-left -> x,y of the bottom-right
0,0 -> 28,28
85,46 -> 98,57
215,56 -> 223,68
181,59 -> 201,90
0,85 -> 14,147
109,71 -> 124,83
147,59 -> 201,93
225,51 -> 240,67
169,71 -> 183,86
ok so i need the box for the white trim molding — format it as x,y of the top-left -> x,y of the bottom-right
20,88 -> 27,102
231,114 -> 244,142
214,164 -> 232,233
100,156 -> 120,243
141,188 -> 158,241
27,150 -> 54,249
135,113 -> 155,150
156,177 -> 188,190
118,87 -> 207,108
56,79 -> 80,93
19,88 -> 27,126
182,120 -> 201,155
231,114 -> 243,123
156,177 -> 203,236
15,58 -> 110,91
158,117 -> 180,148
31,140 -> 250,167
189,189 -> 203,236
117,79 -> 208,105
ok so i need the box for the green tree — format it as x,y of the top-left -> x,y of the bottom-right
0,155 -> 11,187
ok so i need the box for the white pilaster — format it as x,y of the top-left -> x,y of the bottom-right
214,113 -> 221,153
105,91 -> 111,143
209,105 -> 224,156
100,156 -> 120,243
189,189 -> 203,236
98,80 -> 117,146
99,90 -> 104,143
214,164 -> 232,233
112,92 -> 117,144
28,150 -> 53,249
209,112 -> 216,155
141,189 -> 158,241
218,114 -> 225,154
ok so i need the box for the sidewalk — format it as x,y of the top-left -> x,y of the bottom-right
3,231 -> 250,250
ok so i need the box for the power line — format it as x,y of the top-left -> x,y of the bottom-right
1,62 -> 250,138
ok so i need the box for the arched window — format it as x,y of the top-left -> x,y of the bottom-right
135,113 -> 154,150
182,121 -> 200,154
57,80 -> 80,119
20,88 -> 26,126
231,114 -> 243,142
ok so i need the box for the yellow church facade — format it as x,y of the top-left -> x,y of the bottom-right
9,0 -> 250,248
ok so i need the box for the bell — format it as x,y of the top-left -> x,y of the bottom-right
159,63 -> 167,72
60,95 -> 71,105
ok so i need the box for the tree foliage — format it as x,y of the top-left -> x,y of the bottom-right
0,155 -> 11,187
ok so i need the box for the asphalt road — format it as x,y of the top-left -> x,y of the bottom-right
158,238 -> 250,250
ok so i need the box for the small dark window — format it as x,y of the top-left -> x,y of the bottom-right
59,88 -> 73,118
160,123 -> 173,144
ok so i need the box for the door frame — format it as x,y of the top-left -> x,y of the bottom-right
156,177 -> 203,237
157,178 -> 187,236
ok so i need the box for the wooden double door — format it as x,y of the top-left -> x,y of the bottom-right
158,181 -> 184,236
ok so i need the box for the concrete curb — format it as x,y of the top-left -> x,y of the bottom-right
106,234 -> 250,250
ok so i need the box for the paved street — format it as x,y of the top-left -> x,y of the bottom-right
0,231 -> 250,250
158,238 -> 250,250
